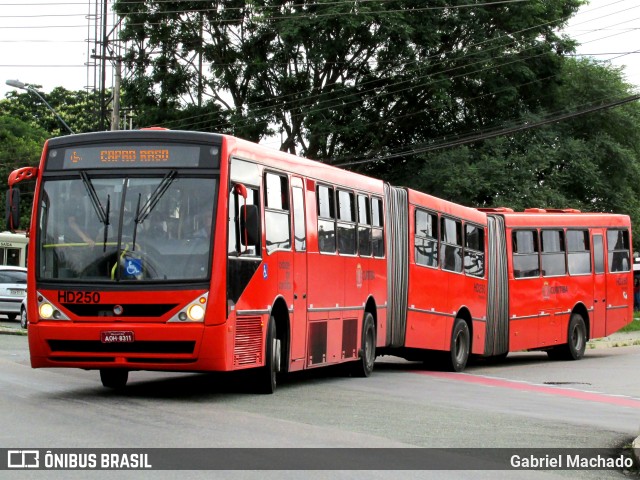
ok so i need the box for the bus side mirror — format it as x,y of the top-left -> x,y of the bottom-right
240,204 -> 260,248
5,187 -> 20,231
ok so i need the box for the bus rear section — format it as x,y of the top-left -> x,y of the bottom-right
501,210 -> 633,359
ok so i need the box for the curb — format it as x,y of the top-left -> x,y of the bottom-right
0,327 -> 27,336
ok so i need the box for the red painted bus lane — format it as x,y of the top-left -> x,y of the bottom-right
416,371 -> 640,409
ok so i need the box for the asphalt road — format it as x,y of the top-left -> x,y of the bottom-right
1,331 -> 639,479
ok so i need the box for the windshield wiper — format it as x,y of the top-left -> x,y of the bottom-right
103,194 -> 111,252
79,172 -> 111,251
79,171 -> 108,225
132,170 -> 177,250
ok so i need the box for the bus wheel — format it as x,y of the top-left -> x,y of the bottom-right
20,305 -> 27,329
352,313 -> 376,377
256,317 -> 280,394
548,313 -> 586,361
100,369 -> 128,389
445,317 -> 470,372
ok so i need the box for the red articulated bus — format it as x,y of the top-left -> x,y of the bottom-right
7,130 -> 633,392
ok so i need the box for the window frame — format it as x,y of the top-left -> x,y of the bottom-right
264,171 -> 292,255
512,229 -> 540,279
414,208 -> 439,269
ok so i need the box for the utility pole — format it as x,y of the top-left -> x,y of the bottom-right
99,0 -> 109,130
111,58 -> 122,131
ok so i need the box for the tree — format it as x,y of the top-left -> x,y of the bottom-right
0,115 -> 49,229
114,0 -> 583,157
0,87 -> 101,136
403,57 -> 640,248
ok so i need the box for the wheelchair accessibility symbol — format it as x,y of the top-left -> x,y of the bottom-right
125,258 -> 143,277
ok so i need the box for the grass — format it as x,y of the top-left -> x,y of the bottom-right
618,312 -> 640,333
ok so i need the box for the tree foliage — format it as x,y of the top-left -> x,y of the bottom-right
0,115 -> 49,229
405,58 -> 640,247
0,87 -> 101,136
114,0 -> 582,157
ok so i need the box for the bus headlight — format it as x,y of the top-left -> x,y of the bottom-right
39,303 -> 54,319
167,293 -> 209,323
187,304 -> 205,321
34,292 -> 71,321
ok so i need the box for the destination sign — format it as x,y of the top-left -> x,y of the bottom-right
46,143 -> 220,170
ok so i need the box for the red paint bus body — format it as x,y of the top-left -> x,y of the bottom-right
9,130 -> 633,391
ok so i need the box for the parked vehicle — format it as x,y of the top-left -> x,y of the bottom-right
0,265 -> 27,322
20,297 -> 27,329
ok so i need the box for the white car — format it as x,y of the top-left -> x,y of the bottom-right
20,297 -> 28,329
0,265 -> 27,323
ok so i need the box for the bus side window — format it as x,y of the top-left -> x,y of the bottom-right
567,230 -> 591,275
607,229 -> 630,272
264,172 -> 291,254
440,217 -> 462,273
464,223 -> 484,277
371,196 -> 384,258
317,185 -> 336,254
357,195 -> 372,257
415,209 -> 438,268
541,230 -> 566,276
228,185 -> 260,257
337,189 -> 356,255
512,230 -> 539,278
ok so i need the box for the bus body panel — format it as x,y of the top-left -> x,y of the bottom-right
503,212 -> 633,352
404,189 -> 489,355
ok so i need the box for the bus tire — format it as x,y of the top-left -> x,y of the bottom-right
548,313 -> 586,361
352,312 -> 376,377
100,369 -> 128,389
445,317 -> 470,372
256,317 -> 280,394
20,305 -> 27,329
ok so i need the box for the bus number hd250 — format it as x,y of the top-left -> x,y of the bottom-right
58,291 -> 101,304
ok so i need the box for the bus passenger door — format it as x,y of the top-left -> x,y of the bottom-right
591,231 -> 606,338
289,178 -> 308,369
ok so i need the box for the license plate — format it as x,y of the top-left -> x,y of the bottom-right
9,289 -> 25,296
101,331 -> 134,343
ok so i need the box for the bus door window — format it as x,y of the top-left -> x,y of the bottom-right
317,185 -> 336,254
512,230 -> 540,278
593,235 -> 605,274
567,230 -> 591,275
540,230 -> 566,276
264,172 -> 291,254
337,190 -> 356,255
440,217 -> 463,273
464,224 -> 484,277
415,209 -> 437,268
371,196 -> 384,258
292,186 -> 306,251
607,229 -> 630,272
0,249 -> 4,265
229,184 -> 260,257
357,195 -> 372,257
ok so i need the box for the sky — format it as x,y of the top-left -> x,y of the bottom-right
0,0 -> 638,99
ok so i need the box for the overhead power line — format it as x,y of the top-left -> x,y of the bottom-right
334,95 -> 640,167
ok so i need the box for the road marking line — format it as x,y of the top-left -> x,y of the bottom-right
415,371 -> 640,409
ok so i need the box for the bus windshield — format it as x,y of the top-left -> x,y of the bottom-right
37,174 -> 217,282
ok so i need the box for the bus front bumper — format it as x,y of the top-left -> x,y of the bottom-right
27,322 -> 231,372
